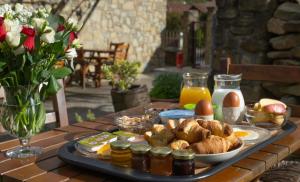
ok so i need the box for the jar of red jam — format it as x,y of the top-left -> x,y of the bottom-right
172,149 -> 195,176
150,147 -> 172,176
130,144 -> 151,172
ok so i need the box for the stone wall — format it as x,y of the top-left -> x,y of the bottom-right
2,0 -> 167,71
215,0 -> 300,103
77,0 -> 167,71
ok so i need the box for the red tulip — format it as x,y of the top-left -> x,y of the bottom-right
56,24 -> 65,32
21,27 -> 35,51
0,17 -> 6,42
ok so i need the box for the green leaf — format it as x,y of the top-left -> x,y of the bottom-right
46,75 -> 61,95
51,67 -> 72,79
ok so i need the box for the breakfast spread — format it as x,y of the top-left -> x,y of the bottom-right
78,132 -> 117,152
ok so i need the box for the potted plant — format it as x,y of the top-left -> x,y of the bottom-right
149,73 -> 182,103
102,60 -> 150,112
0,4 -> 80,158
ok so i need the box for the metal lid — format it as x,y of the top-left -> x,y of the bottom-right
130,144 -> 151,154
172,149 -> 195,160
150,147 -> 172,157
110,140 -> 131,150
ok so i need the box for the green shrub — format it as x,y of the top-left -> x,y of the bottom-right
166,12 -> 183,31
102,60 -> 141,91
150,73 -> 182,99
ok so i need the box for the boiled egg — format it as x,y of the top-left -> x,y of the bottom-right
233,128 -> 259,141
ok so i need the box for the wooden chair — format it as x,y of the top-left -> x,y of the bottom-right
226,62 -> 300,117
100,42 -> 130,65
0,79 -> 69,135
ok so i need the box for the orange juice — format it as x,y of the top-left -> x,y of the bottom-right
179,87 -> 211,107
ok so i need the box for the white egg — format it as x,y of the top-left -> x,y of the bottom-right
233,128 -> 259,141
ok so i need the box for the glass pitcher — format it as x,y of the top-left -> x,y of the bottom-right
212,74 -> 245,122
179,72 -> 211,108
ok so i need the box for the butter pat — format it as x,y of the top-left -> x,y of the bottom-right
113,130 -> 137,141
78,132 -> 117,152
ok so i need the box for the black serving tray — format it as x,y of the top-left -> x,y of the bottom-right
58,121 -> 297,182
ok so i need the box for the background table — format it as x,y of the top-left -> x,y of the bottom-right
0,102 -> 299,182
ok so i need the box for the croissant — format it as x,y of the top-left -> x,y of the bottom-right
197,119 -> 233,137
189,135 -> 231,154
175,119 -> 211,143
225,132 -> 242,150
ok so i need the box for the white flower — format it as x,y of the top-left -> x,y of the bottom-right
6,32 -> 20,47
4,19 -> 22,47
0,4 -> 13,17
15,3 -> 23,13
32,18 -> 47,31
4,19 -> 22,32
41,26 -> 55,43
66,18 -> 78,30
65,48 -> 78,60
13,45 -> 25,55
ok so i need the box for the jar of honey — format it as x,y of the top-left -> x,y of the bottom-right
172,150 -> 195,176
110,141 -> 131,167
150,147 -> 172,176
130,144 -> 151,172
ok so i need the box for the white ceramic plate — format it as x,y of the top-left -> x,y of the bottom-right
231,125 -> 271,145
194,140 -> 244,164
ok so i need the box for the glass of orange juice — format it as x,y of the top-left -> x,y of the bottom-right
179,72 -> 211,108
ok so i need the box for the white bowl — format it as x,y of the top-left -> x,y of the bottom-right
159,109 -> 194,124
194,140 -> 244,164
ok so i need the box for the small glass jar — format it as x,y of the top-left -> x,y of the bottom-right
130,144 -> 151,172
172,150 -> 195,176
150,147 -> 172,176
110,141 -> 132,167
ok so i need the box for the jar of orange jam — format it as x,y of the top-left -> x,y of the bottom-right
150,147 -> 172,176
110,141 -> 131,167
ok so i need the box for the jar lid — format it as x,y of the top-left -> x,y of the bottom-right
110,140 -> 131,150
130,144 -> 151,154
150,147 -> 172,157
172,149 -> 195,160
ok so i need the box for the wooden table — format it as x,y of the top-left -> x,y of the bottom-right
0,102 -> 299,182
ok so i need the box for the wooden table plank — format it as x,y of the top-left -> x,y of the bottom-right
3,157 -> 65,182
0,130 -> 66,152
72,121 -> 117,132
260,144 -> 290,161
273,126 -> 300,154
67,173 -> 106,182
25,172 -> 69,182
247,151 -> 277,170
202,166 -> 253,182
233,158 -> 265,179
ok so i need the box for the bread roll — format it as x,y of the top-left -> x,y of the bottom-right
170,140 -> 189,150
175,119 -> 211,143
189,135 -> 231,154
144,125 -> 175,147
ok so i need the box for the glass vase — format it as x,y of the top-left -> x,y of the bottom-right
0,85 -> 46,158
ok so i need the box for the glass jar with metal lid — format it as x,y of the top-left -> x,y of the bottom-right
150,147 -> 173,176
130,144 -> 151,172
172,149 -> 195,175
110,141 -> 131,167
